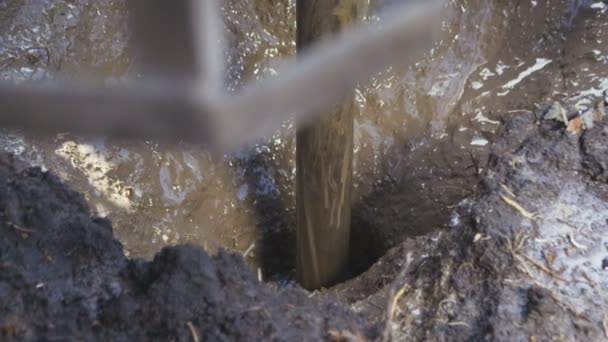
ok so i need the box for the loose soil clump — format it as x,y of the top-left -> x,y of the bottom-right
0,154 -> 379,341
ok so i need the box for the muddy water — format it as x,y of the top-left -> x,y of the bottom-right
0,0 -> 600,276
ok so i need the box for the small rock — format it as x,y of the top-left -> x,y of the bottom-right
544,102 -> 568,123
602,257 -> 608,271
108,281 -> 122,297
581,108 -> 596,129
581,99 -> 606,130
596,99 -> 606,119
328,329 -> 366,342
567,116 -> 583,135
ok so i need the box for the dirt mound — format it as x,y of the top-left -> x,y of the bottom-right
0,154 -> 378,341
334,108 -> 608,341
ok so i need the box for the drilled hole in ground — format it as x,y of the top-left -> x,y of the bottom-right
348,174 -> 480,282
253,139 -> 483,287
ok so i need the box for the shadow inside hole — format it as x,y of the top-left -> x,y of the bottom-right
348,177 -> 478,277
241,137 -> 483,284
348,138 -> 483,277
239,152 -> 296,278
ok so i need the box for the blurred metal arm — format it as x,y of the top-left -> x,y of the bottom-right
0,0 -> 442,150
128,0 -> 224,91
128,0 -> 198,78
0,81 -> 216,143
190,0 -> 224,91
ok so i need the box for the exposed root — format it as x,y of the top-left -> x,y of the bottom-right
389,285 -> 409,322
186,321 -> 200,342
500,184 -> 516,198
566,234 -> 588,251
473,233 -> 491,242
447,321 -> 471,328
506,109 -> 534,113
0,46 -> 50,72
432,319 -> 471,328
508,233 -> 582,284
501,195 -> 536,220
506,231 -> 528,254
507,233 -> 593,322
383,283 -> 410,342
547,292 -> 590,321
9,223 -> 36,233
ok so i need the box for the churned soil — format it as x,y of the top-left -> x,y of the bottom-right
333,107 -> 608,341
0,154 -> 379,341
3,104 -> 608,341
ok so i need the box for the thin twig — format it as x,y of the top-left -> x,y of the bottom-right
11,224 -> 36,233
517,254 -> 568,283
242,243 -> 255,258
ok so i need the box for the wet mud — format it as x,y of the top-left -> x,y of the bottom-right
0,0 -> 507,273
2,0 -> 608,340
3,98 -> 608,340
